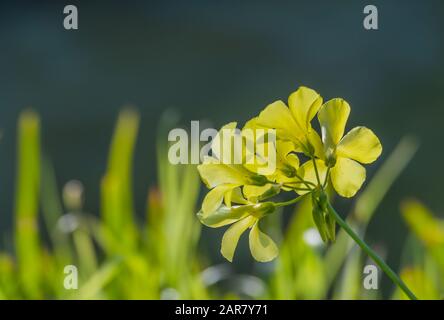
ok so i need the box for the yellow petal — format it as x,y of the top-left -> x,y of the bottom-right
243,184 -> 277,202
228,187 -> 249,205
267,140 -> 299,184
197,162 -> 250,188
318,98 -> 351,148
243,140 -> 278,176
221,216 -> 256,262
297,159 -> 328,193
196,204 -> 253,228
197,204 -> 252,228
276,140 -> 299,168
285,153 -> 299,170
331,157 -> 366,197
224,189 -> 233,207
211,122 -> 244,164
274,172 -> 300,190
202,184 -> 240,215
288,86 -> 323,131
256,100 -> 302,142
242,117 -> 269,159
337,126 -> 382,164
305,130 -> 325,160
249,221 -> 278,262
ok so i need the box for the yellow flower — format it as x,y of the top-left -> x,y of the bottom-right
197,123 -> 268,215
242,117 -> 302,191
317,98 -> 382,197
196,86 -> 385,261
256,86 -> 324,157
197,188 -> 278,262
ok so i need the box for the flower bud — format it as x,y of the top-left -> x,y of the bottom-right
248,174 -> 268,186
302,140 -> 315,157
280,163 -> 297,178
325,148 -> 337,167
319,189 -> 328,211
251,202 -> 276,217
312,204 -> 328,243
325,212 -> 336,242
197,204 -> 252,228
311,190 -> 333,243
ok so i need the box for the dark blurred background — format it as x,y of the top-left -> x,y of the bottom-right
0,0 -> 443,271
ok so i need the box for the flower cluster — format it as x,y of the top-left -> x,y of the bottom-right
197,86 -> 382,262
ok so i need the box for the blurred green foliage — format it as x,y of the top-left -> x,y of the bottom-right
0,109 -> 442,300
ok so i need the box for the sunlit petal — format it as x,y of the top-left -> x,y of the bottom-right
202,184 -> 240,215
249,221 -> 279,262
211,122 -> 234,160
243,184 -> 278,202
197,204 -> 252,228
197,162 -> 250,188
288,86 -> 323,131
276,140 -> 299,169
221,216 -> 256,262
225,187 -> 249,207
306,130 -> 325,160
331,157 -> 366,197
256,100 -> 302,141
337,126 -> 382,164
318,98 -> 351,148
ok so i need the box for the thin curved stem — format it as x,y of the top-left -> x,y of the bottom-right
326,201 -> 418,300
311,157 -> 322,186
265,179 -> 278,185
323,167 -> 331,188
283,185 -> 311,192
282,180 -> 315,188
293,172 -> 315,189
265,178 -> 315,189
275,193 -> 310,208
284,179 -> 316,187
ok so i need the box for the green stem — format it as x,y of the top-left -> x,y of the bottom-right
294,172 -> 316,190
275,193 -> 310,208
285,180 -> 316,188
323,167 -> 331,188
326,201 -> 417,300
311,157 -> 322,186
283,186 -> 311,192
